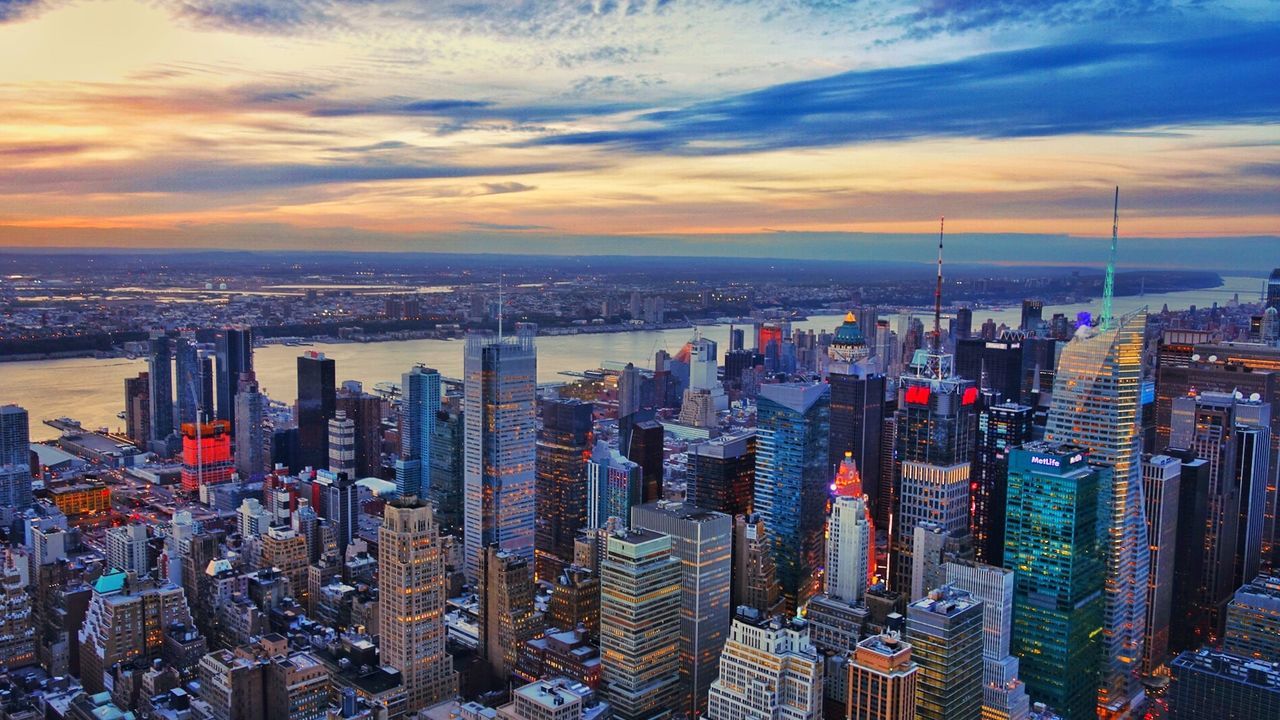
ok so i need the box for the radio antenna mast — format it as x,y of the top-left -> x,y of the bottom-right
934,216 -> 944,356
1101,187 -> 1119,330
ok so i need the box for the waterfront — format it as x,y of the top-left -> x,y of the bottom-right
2,276 -> 1262,441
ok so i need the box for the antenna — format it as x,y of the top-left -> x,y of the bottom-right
934,216 -> 944,355
498,273 -> 504,340
1101,186 -> 1119,330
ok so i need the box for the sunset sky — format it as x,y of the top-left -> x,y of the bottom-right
0,0 -> 1277,263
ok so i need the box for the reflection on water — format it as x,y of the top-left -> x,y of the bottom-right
1,276 -> 1262,441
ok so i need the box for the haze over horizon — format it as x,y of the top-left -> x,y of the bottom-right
1,0 -> 1277,266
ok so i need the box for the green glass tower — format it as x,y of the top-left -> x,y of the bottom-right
1005,442 -> 1104,720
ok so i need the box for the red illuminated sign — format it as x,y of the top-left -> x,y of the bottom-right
962,387 -> 979,405
905,385 -> 931,405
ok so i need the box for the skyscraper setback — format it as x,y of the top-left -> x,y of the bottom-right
464,326 -> 537,581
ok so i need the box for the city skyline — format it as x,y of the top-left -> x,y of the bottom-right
0,1 -> 1276,262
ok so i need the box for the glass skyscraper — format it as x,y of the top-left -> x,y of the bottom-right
1043,308 -> 1149,714
396,365 -> 440,498
756,381 -> 830,613
535,398 -> 594,581
0,404 -> 32,512
463,325 -> 537,582
1005,442 -> 1104,720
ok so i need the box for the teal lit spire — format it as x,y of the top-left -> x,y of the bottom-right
1100,187 -> 1119,330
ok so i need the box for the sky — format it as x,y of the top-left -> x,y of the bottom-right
0,0 -> 1277,266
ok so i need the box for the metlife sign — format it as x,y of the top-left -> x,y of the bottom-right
1030,452 -> 1085,469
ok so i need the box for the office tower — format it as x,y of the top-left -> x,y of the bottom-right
263,647 -> 329,720
482,546 -> 544,682
953,307 -> 973,341
731,513 -> 781,617
1164,448 -> 1214,654
617,362 -> 642,418
261,526 -> 309,605
378,497 -> 458,710
1269,268 -> 1280,311
955,334 -> 1024,405
688,336 -> 727,411
105,524 -> 149,577
148,332 -> 175,444
234,372 -> 268,478
430,391 -> 464,538
687,431 -> 755,517
1167,649 -> 1280,718
828,456 -> 875,604
632,501 -> 732,716
1043,307 -> 1148,713
1170,391 -> 1272,636
78,571 -> 194,693
944,562 -> 1030,720
328,411 -> 356,476
549,565 -> 601,640
322,471 -> 359,556
181,420 -> 234,492
215,327 -> 253,432
175,335 -> 201,427
500,677 -> 607,720
336,381 -> 384,478
1020,301 -> 1043,333
0,553 -> 35,671
599,529 -> 681,720
0,405 -> 32,511
198,648 -> 265,720
536,399 -> 594,581
624,419 -> 664,502
464,326 -> 537,581
756,381 -> 830,612
891,333 -> 976,595
1141,454 -> 1182,674
396,366 -> 439,498
1005,443 -> 1103,720
706,609 -> 822,720
848,632 -> 918,720
906,585 -> 984,720
124,372 -> 151,446
238,498 -> 269,537
1224,574 -> 1280,661
829,312 -> 886,503
296,351 -> 337,471
587,439 -> 642,529
971,402 -> 1033,566
200,349 -> 217,420
1155,340 -> 1280,573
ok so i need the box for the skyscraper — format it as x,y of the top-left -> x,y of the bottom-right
174,334 -> 202,427
686,430 -> 755,517
124,372 -> 150,446
756,381 -> 831,612
464,326 -> 537,581
848,632 -> 919,720
296,351 -> 336,471
0,404 -> 32,512
731,512 -> 781,617
481,546 -> 544,682
378,497 -> 458,710
78,572 -> 194,694
1019,301 -> 1044,334
1005,443 -> 1103,720
335,381 -> 384,479
1223,573 -> 1280,661
148,331 -> 175,446
906,585 -> 984,720
891,329 -> 976,596
234,371 -> 268,479
587,439 -> 642,529
944,561 -> 1031,720
180,420 -> 234,492
828,455 -> 875,605
1167,649 -> 1280,719
706,609 -> 823,720
1043,308 -> 1148,713
955,333 -> 1024,405
535,398 -> 594,581
828,311 -> 886,511
430,391 -> 464,538
971,402 -> 1033,566
105,524 -> 149,577
599,528 -> 681,720
328,410 -> 356,476
632,501 -> 732,716
396,365 -> 440,498
1141,453 -> 1182,675
215,327 -> 253,432
1170,391 -> 1272,637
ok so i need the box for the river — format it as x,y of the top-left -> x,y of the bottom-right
2,276 -> 1263,441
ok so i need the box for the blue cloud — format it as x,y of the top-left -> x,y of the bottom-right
0,0 -> 42,23
176,1 -> 333,32
528,26 -> 1280,154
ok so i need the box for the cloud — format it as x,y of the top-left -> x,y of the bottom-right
175,0 -> 336,33
529,26 -> 1280,154
462,221 -> 552,231
897,0 -> 1179,38
0,0 -> 43,23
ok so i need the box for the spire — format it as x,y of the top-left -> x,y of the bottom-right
1101,186 -> 1119,330
934,216 -> 944,362
498,272 -> 504,340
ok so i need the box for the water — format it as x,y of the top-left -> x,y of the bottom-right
2,276 -> 1263,441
